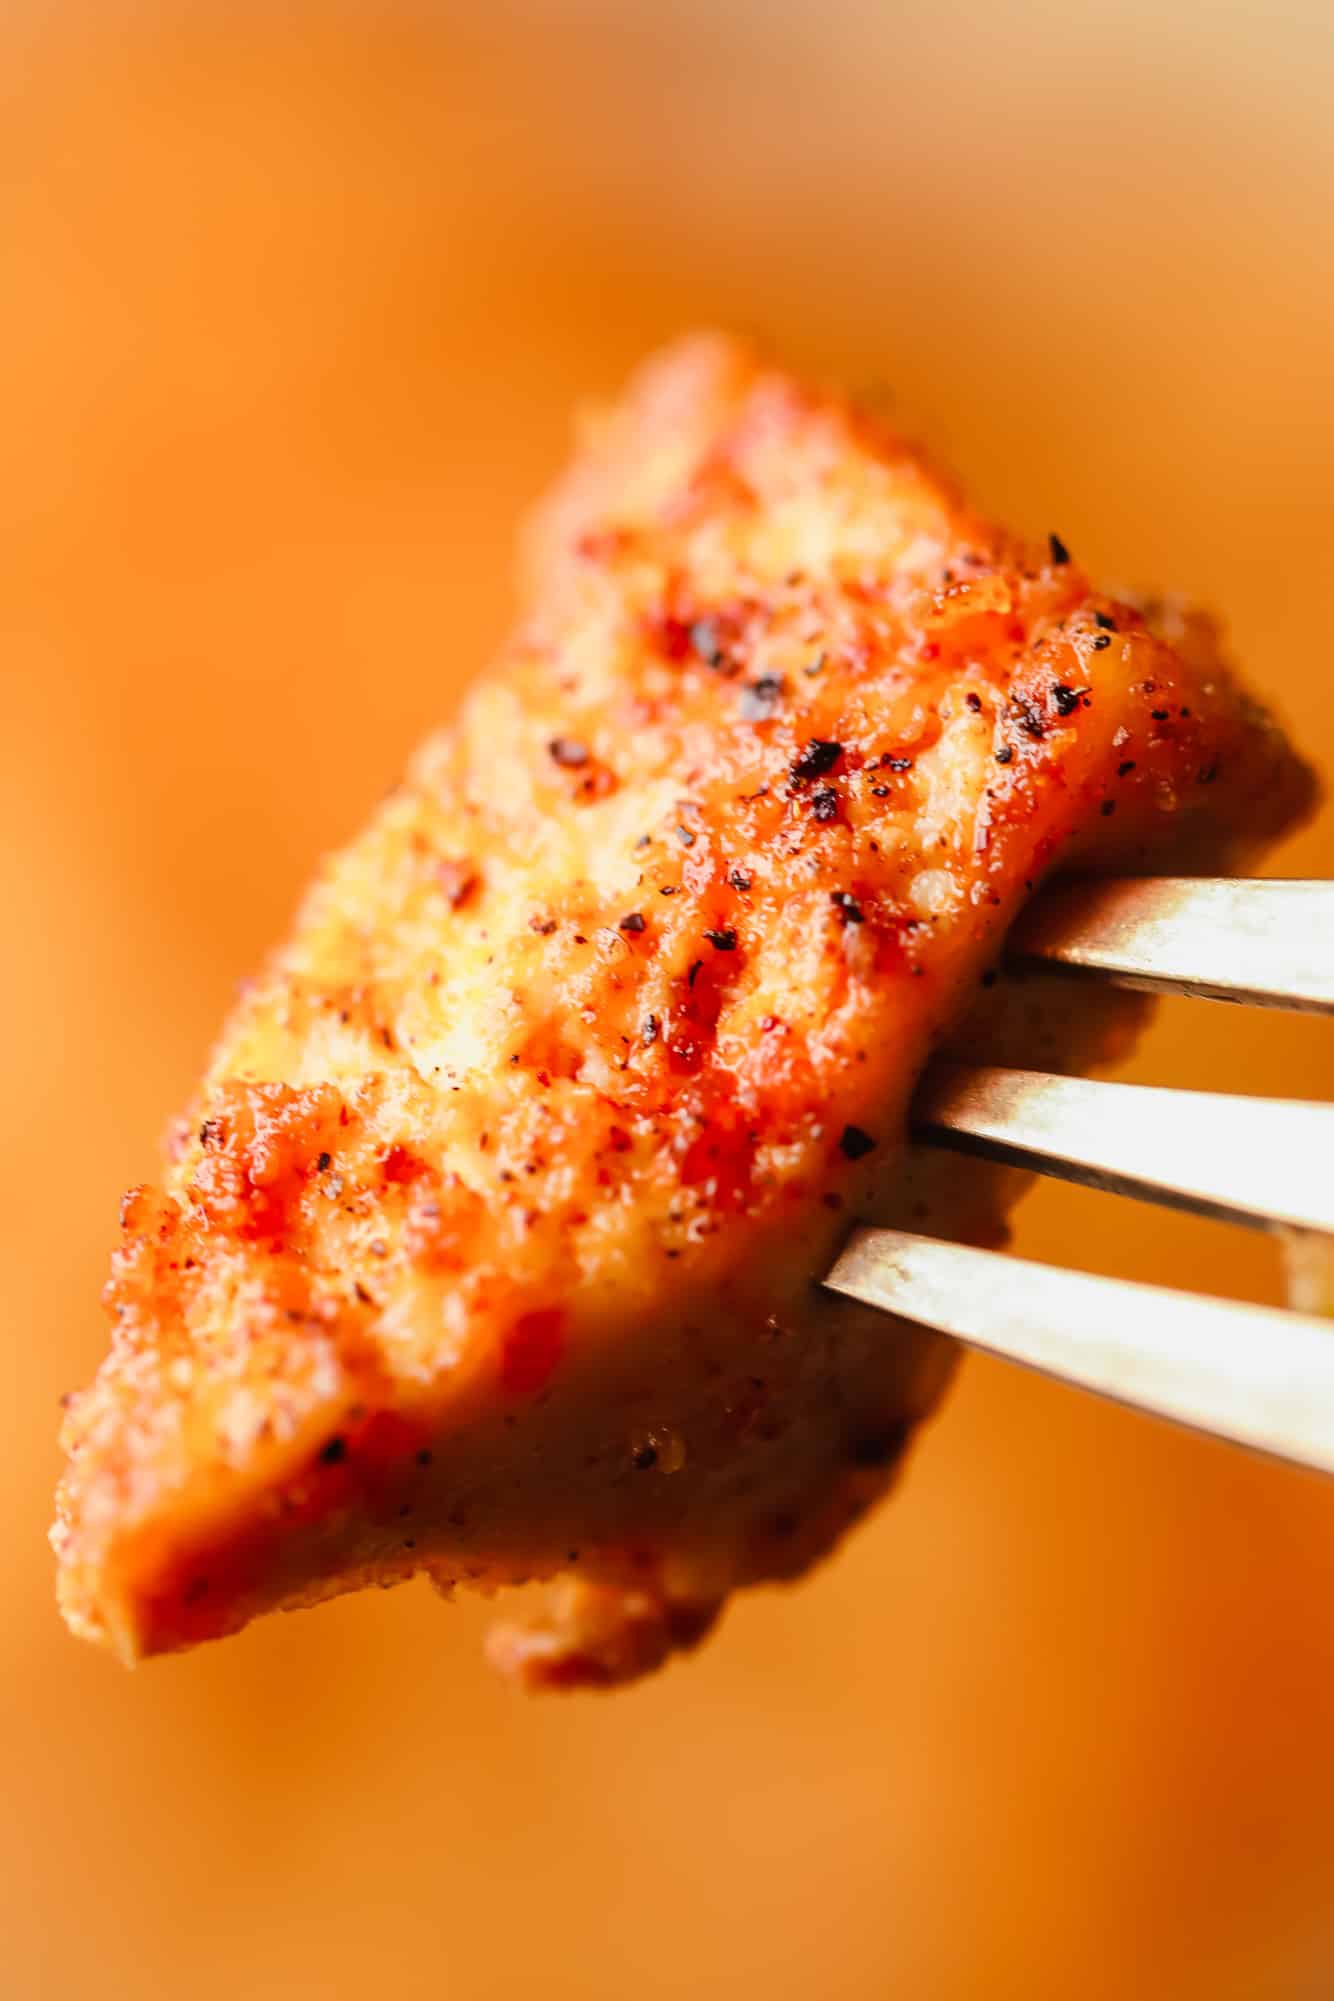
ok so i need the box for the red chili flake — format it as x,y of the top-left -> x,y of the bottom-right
382,1143 -> 426,1184
501,1309 -> 564,1395
705,927 -> 737,951
548,737 -> 590,767
436,858 -> 478,908
619,912 -> 647,933
791,738 -> 843,781
838,1124 -> 876,1160
1048,532 -> 1071,565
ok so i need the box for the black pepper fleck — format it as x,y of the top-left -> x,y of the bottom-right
830,890 -> 864,925
739,673 -> 785,720
1013,694 -> 1046,739
619,912 -> 646,933
548,736 -> 590,767
319,1436 -> 348,1465
839,1124 -> 876,1161
1048,532 -> 1072,565
728,866 -> 753,892
315,1151 -> 332,1173
995,744 -> 1014,765
811,785 -> 839,822
705,927 -> 737,951
790,738 -> 843,781
1094,610 -> 1118,631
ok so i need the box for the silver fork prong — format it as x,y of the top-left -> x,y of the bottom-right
914,1065 -> 1334,1236
826,1227 -> 1334,1476
1009,878 -> 1334,1014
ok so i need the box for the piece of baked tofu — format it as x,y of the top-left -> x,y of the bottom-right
54,337 -> 1315,1687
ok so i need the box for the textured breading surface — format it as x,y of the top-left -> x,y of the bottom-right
54,336 -> 1314,1685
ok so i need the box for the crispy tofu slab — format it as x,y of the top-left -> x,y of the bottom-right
54,337 -> 1314,1686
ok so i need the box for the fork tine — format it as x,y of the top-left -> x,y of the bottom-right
826,1227 -> 1334,1476
914,1065 -> 1334,1236
1009,878 -> 1334,1014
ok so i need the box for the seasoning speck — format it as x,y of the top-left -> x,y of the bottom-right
676,824 -> 696,848
548,736 -> 589,767
689,618 -> 722,666
642,1014 -> 660,1045
728,866 -> 753,892
319,1436 -> 347,1466
994,744 -> 1014,765
1048,532 -> 1071,566
739,673 -> 785,720
838,1124 -> 876,1161
790,738 -> 843,781
619,912 -> 646,934
705,927 -> 737,951
811,785 -> 839,822
1094,610 -> 1118,631
830,890 -> 864,925
315,1151 -> 332,1173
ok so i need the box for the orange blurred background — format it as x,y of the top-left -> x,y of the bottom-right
6,3 -> 1334,1996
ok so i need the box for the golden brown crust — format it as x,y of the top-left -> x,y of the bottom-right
53,335 -> 1316,1681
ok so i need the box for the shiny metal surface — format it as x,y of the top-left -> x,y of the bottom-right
915,1064 -> 1334,1235
1010,878 -> 1334,1014
827,1227 -> 1334,1477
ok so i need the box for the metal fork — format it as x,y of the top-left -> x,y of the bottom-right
824,878 -> 1334,1474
